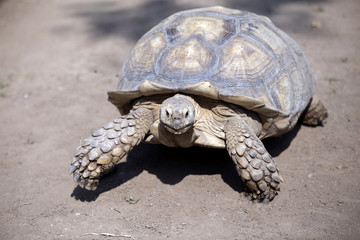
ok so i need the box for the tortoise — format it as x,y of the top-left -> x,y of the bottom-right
69,6 -> 327,202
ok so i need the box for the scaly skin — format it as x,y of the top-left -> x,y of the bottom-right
69,108 -> 153,190
225,117 -> 282,203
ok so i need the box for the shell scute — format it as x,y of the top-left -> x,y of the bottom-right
240,19 -> 286,57
126,32 -> 167,79
165,15 -> 236,45
214,36 -> 277,82
158,37 -> 216,79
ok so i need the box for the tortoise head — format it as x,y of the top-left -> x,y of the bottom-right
159,94 -> 196,135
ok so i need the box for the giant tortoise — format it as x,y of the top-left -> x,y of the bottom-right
69,6 -> 327,202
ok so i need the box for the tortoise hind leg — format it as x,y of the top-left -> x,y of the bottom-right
225,117 -> 282,203
69,108 -> 153,190
302,96 -> 328,126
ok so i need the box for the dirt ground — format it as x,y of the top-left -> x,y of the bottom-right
0,0 -> 359,239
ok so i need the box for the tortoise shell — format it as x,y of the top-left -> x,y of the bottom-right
108,6 -> 316,136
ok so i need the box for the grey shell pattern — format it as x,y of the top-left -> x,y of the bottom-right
108,6 -> 316,136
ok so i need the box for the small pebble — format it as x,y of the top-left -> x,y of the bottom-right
311,21 -> 321,29
208,212 -> 217,218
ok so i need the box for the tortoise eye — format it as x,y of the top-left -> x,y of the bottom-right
166,109 -> 171,118
184,109 -> 189,118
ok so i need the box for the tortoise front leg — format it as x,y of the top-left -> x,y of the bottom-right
69,108 -> 153,190
225,117 -> 282,203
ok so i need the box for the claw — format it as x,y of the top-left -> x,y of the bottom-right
79,179 -> 85,188
68,165 -> 77,175
73,173 -> 80,183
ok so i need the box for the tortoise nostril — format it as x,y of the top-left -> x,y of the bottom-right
173,114 -> 181,120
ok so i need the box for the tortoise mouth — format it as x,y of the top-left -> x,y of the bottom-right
162,122 -> 193,135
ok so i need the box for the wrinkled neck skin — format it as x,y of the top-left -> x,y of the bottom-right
132,94 -> 262,148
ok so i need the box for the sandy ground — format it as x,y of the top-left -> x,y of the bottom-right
0,0 -> 359,239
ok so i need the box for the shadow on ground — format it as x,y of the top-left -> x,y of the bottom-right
64,0 -> 327,42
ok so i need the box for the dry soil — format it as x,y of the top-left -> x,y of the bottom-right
0,0 -> 359,239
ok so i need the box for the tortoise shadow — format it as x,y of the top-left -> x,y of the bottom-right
71,123 -> 302,202
65,0 -> 328,43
